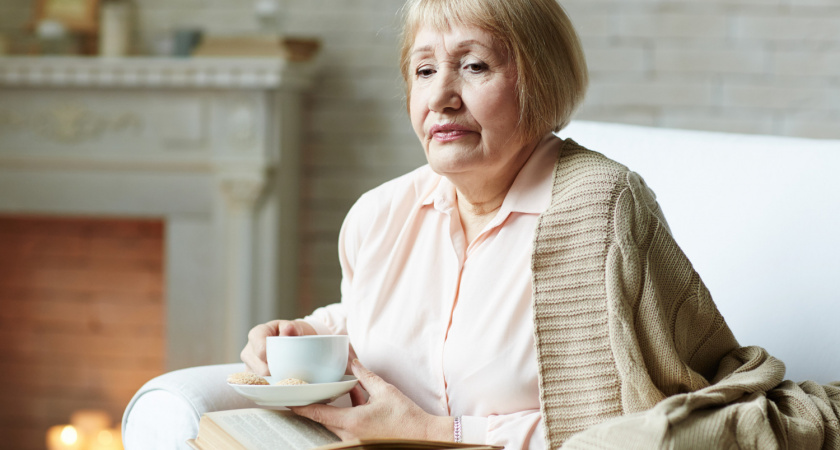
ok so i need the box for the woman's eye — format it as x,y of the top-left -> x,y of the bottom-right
416,67 -> 435,78
464,62 -> 488,73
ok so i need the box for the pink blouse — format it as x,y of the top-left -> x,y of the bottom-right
303,134 -> 560,449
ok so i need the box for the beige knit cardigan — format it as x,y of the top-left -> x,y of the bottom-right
531,140 -> 840,449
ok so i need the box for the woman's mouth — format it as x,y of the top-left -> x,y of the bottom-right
429,124 -> 473,143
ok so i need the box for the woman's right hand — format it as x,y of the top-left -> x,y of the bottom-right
240,319 -> 316,375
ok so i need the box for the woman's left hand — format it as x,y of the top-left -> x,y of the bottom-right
290,359 -> 454,442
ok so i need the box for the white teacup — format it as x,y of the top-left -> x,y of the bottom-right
266,335 -> 349,384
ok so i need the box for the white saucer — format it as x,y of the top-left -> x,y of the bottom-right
228,375 -> 358,407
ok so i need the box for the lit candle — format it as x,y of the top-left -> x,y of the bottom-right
89,427 -> 124,450
46,424 -> 83,450
70,409 -> 111,438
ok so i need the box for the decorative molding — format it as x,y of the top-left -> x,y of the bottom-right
0,56 -> 317,90
161,95 -> 212,151
0,154 -> 214,172
219,174 -> 267,210
229,104 -> 257,145
0,103 -> 143,144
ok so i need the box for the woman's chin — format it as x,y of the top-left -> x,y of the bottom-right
427,157 -> 485,179
427,141 -> 479,162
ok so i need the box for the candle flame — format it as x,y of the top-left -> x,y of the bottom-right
60,425 -> 78,444
97,429 -> 115,445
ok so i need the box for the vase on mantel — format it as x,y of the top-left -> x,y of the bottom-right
99,0 -> 134,57
254,0 -> 284,36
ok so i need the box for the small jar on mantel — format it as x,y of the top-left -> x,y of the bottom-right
99,0 -> 134,57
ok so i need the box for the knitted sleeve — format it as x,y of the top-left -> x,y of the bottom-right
605,171 -> 741,406
561,171 -> 840,449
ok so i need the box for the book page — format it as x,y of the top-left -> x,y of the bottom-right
210,409 -> 339,450
314,440 -> 504,450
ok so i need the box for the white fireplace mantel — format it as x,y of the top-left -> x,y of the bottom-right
0,56 -> 316,369
0,56 -> 315,88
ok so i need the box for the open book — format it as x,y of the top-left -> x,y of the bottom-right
187,408 -> 503,450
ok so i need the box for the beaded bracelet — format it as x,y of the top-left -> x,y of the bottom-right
453,416 -> 463,443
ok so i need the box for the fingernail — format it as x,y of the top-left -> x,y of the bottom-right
352,358 -> 361,368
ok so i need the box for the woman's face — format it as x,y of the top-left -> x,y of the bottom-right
408,24 -> 533,184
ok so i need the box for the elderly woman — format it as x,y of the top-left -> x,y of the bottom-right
242,0 -> 840,448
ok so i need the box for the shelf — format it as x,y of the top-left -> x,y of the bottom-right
0,56 -> 317,89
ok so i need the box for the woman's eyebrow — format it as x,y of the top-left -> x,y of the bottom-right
453,39 -> 491,51
411,45 -> 434,56
411,40 -> 493,57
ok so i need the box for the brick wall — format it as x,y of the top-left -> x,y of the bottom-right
1,0 -> 838,321
0,216 -> 165,450
564,0 -> 840,138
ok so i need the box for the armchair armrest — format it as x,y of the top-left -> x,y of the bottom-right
121,363 -> 255,449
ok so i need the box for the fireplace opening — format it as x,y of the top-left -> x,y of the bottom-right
0,215 -> 166,450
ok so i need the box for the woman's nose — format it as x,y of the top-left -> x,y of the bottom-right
428,71 -> 462,112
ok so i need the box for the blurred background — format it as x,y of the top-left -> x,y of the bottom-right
0,0 -> 838,449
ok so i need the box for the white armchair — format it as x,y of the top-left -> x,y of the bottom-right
122,363 -> 251,448
123,121 -> 840,449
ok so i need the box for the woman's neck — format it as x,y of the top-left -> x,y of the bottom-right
452,140 -> 541,243
456,187 -> 507,244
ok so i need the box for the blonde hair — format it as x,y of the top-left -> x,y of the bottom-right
399,0 -> 588,140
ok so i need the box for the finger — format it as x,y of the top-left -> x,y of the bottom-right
240,348 -> 269,376
242,322 -> 279,376
350,359 -> 388,397
249,323 -> 273,357
349,385 -> 367,407
289,404 -> 346,431
263,320 -> 282,335
277,321 -> 301,336
345,345 -> 358,375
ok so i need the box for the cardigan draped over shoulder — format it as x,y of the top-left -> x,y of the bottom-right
532,139 -> 840,449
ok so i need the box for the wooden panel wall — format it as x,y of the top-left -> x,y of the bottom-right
0,215 -> 166,450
